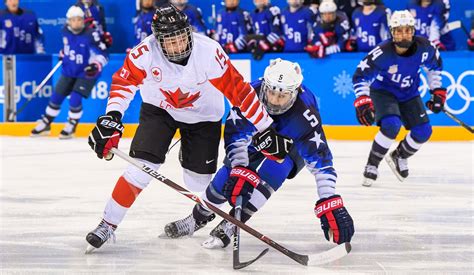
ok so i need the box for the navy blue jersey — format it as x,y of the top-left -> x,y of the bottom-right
312,11 -> 350,50
133,10 -> 154,45
216,7 -> 252,46
250,5 -> 282,42
225,80 -> 334,173
352,36 -> 443,102
0,8 -> 43,54
182,4 -> 207,34
407,0 -> 455,49
281,6 -> 315,52
351,6 -> 389,52
61,26 -> 107,79
76,3 -> 107,33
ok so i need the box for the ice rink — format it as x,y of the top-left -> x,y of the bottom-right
1,136 -> 473,274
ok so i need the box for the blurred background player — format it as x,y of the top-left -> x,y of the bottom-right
352,10 -> 446,186
171,0 -> 208,35
75,0 -> 113,48
215,0 -> 252,53
407,0 -> 455,51
468,18 -> 474,51
133,0 -> 155,46
245,0 -> 285,60
281,0 -> 316,52
30,6 -> 107,139
351,0 -> 389,52
163,58 -> 354,248
85,4 -> 290,252
305,0 -> 350,58
0,0 -> 44,54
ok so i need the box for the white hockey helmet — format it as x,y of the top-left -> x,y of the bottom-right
389,10 -> 415,29
319,0 -> 337,13
261,58 -> 303,115
66,6 -> 85,19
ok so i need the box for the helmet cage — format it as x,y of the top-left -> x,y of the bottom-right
155,26 -> 193,62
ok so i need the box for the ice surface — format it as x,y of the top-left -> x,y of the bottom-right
1,137 -> 472,273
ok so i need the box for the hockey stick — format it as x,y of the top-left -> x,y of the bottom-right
440,20 -> 461,35
110,148 -> 309,266
8,60 -> 63,121
443,109 -> 474,134
233,196 -> 269,269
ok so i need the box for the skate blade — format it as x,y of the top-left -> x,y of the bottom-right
158,232 -> 172,239
59,134 -> 74,140
30,131 -> 51,137
201,236 -> 225,249
362,177 -> 374,187
85,244 -> 96,254
385,155 -> 406,182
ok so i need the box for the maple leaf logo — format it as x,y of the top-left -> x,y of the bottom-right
160,88 -> 201,109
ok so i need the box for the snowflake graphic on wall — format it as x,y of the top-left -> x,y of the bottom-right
333,70 -> 354,99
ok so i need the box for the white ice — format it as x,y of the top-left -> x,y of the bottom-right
1,136 -> 473,273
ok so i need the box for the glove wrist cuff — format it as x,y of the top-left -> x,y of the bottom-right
315,195 -> 344,218
106,111 -> 122,121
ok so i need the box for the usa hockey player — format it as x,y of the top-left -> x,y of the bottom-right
31,6 -> 107,139
351,0 -> 389,52
85,4 -> 291,252
215,0 -> 252,53
281,0 -> 316,52
75,0 -> 113,48
245,0 -> 284,60
163,58 -> 354,249
407,0 -> 455,51
0,0 -> 44,54
305,0 -> 350,58
171,0 -> 207,35
133,0 -> 155,45
352,10 -> 446,186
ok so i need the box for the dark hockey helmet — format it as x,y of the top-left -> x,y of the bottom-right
151,4 -> 193,62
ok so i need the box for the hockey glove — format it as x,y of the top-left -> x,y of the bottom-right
315,194 -> 354,244
224,42 -> 238,53
84,61 -> 102,78
432,39 -> 446,51
425,88 -> 447,114
354,95 -> 375,126
103,32 -> 113,48
305,43 -> 325,58
88,112 -> 124,161
223,166 -> 261,207
345,39 -> 357,52
252,127 -> 293,161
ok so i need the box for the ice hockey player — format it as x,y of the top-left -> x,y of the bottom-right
305,0 -> 350,58
164,58 -> 354,249
281,0 -> 316,52
352,10 -> 446,186
75,0 -> 113,48
246,0 -> 284,60
133,0 -> 155,45
31,6 -> 107,139
85,4 -> 291,252
0,0 -> 44,54
170,0 -> 208,35
215,0 -> 252,53
407,0 -> 455,51
351,0 -> 389,52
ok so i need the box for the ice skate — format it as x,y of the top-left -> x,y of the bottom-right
385,150 -> 409,182
59,118 -> 79,139
362,164 -> 378,187
85,220 -> 116,254
163,213 -> 215,239
201,219 -> 235,249
30,115 -> 52,137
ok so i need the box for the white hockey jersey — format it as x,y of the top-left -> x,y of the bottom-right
106,33 -> 272,132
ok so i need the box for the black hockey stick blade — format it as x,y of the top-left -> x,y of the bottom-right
234,248 -> 270,270
443,109 -> 474,134
233,196 -> 269,269
110,148 -> 309,266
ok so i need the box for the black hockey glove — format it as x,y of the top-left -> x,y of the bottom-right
252,127 -> 293,161
315,194 -> 354,244
88,112 -> 124,161
222,166 -> 261,208
354,95 -> 375,126
84,62 -> 102,78
425,88 -> 447,114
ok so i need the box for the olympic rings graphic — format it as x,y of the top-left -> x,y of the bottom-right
419,70 -> 474,115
